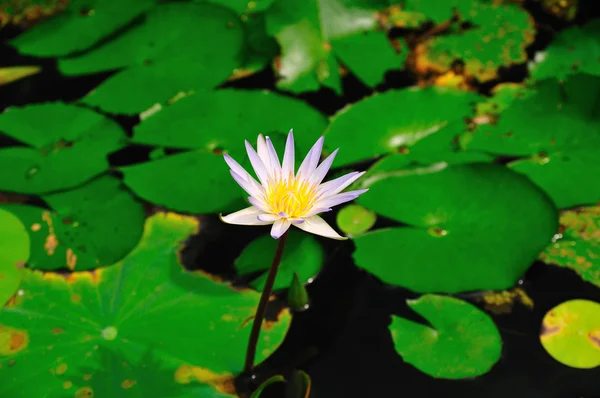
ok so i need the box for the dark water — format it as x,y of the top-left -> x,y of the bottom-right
2,2 -> 600,397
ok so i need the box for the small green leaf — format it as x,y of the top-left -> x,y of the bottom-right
0,175 -> 145,271
0,212 -> 291,397
390,294 -> 502,378
0,209 -> 29,308
288,272 -> 310,311
122,150 -> 245,214
332,31 -> 406,87
0,66 -> 40,86
0,102 -> 126,194
250,375 -> 285,398
9,0 -> 156,57
529,19 -> 600,80
539,206 -> 600,288
284,370 -> 311,398
354,163 -> 557,293
325,87 -> 481,166
235,231 -> 324,292
132,90 -> 327,155
509,149 -> 600,209
336,204 -> 376,237
64,3 -> 245,114
540,299 -> 600,369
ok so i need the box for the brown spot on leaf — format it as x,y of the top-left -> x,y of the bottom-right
56,363 -> 68,375
42,211 -> 58,255
31,223 -> 41,232
63,381 -> 73,390
0,325 -> 29,355
75,386 -> 94,397
66,249 -> 78,270
174,364 -> 235,395
121,379 -> 136,389
588,329 -> 600,348
71,294 -> 81,304
51,327 -> 65,335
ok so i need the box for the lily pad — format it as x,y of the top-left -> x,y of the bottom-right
0,209 -> 29,308
9,0 -> 156,57
122,150 -> 245,214
540,299 -> 600,369
0,102 -> 127,194
354,162 -> 557,293
336,204 -> 376,237
325,87 -> 481,166
235,231 -> 324,292
474,83 -> 533,118
509,149 -> 600,209
0,175 -> 145,271
266,0 -> 390,93
398,0 -> 535,82
60,3 -> 244,114
539,206 -> 600,288
132,89 -> 327,155
529,19 -> 600,80
0,212 -> 291,397
389,294 -> 502,378
465,74 -> 600,156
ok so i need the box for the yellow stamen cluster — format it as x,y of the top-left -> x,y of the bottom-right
264,175 -> 317,218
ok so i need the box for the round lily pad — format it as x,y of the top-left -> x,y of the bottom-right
325,87 -> 481,166
389,294 -> 502,378
336,204 -> 376,237
9,0 -> 155,57
540,299 -> 600,369
132,89 -> 327,155
0,175 -> 145,271
509,149 -> 600,209
466,74 -> 600,156
539,206 -> 600,288
0,213 -> 291,397
66,3 -> 245,114
121,150 -> 246,214
354,162 -> 557,293
234,230 -> 324,292
0,102 -> 127,194
0,209 -> 29,308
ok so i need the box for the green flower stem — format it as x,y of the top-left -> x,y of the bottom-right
244,230 -> 289,373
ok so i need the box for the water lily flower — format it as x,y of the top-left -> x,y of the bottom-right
221,130 -> 367,240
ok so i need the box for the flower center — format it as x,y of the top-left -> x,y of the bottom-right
265,176 -> 317,218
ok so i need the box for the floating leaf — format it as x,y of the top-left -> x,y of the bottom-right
251,375 -> 285,398
332,31 -> 406,87
529,19 -> 600,80
235,231 -> 324,292
325,87 -> 481,166
474,83 -> 533,118
0,66 -> 41,86
288,272 -> 310,311
0,213 -> 291,397
9,0 -> 156,57
0,175 -> 145,271
400,0 -> 535,82
336,204 -> 376,237
132,90 -> 327,155
509,149 -> 600,209
354,163 -> 557,293
266,0 -> 389,93
61,3 -> 244,114
0,209 -> 29,308
390,294 -> 502,378
540,299 -> 600,369
465,74 -> 600,156
122,150 -> 245,214
539,206 -> 600,288
0,102 -> 126,194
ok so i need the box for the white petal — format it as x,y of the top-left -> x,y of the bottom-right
281,129 -> 295,179
293,215 -> 347,240
271,218 -> 291,239
288,217 -> 305,224
314,189 -> 368,209
257,134 -> 270,170
258,213 -> 280,222
265,136 -> 282,177
297,136 -> 324,178
248,196 -> 271,212
223,153 -> 250,180
303,207 -> 332,217
245,140 -> 269,186
309,148 -> 338,185
318,171 -> 365,197
220,207 -> 272,226
230,170 -> 263,198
